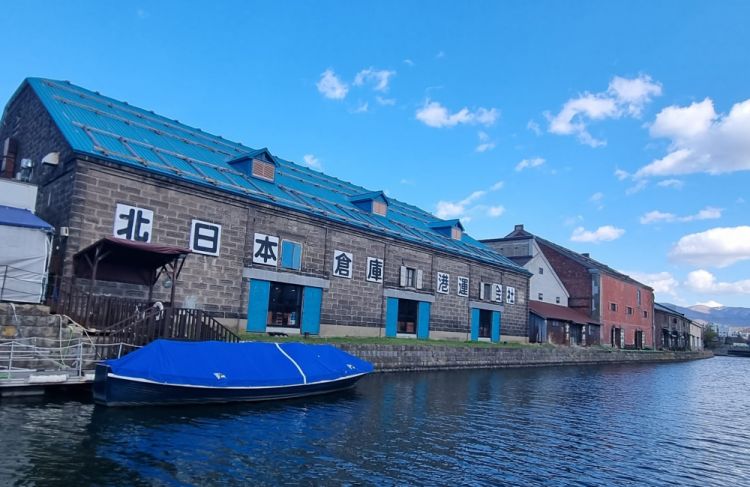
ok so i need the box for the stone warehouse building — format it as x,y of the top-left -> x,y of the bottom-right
0,78 -> 531,341
483,225 -> 654,349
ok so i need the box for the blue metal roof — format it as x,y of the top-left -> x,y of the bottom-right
0,205 -> 53,230
23,78 -> 527,273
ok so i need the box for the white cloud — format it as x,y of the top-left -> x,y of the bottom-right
515,157 -> 545,172
434,181 -> 505,220
640,206 -> 722,224
607,75 -> 663,116
614,169 -> 630,181
399,178 -> 414,185
626,180 -> 648,195
563,215 -> 584,226
403,59 -> 415,66
589,192 -> 604,210
376,96 -> 396,106
570,225 -> 625,243
487,206 -> 505,217
353,101 -> 369,113
636,98 -> 750,178
547,74 -> 662,147
475,131 -> 495,153
695,300 -> 724,308
527,120 -> 542,136
316,69 -> 348,100
685,270 -> 750,294
657,179 -> 684,189
626,271 -> 680,297
302,154 -> 322,170
670,226 -> 750,268
416,100 -> 499,128
353,68 -> 396,92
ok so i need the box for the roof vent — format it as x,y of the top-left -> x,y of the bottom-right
227,148 -> 277,182
581,253 -> 590,258
349,191 -> 388,217
429,219 -> 464,240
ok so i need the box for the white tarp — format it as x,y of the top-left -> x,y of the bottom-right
0,225 -> 52,303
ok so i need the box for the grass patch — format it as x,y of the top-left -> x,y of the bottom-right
238,333 -> 548,349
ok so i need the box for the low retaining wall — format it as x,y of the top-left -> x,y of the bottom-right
337,344 -> 713,372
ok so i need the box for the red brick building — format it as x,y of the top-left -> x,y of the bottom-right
485,225 -> 655,349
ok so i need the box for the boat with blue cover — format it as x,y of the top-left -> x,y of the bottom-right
93,340 -> 374,406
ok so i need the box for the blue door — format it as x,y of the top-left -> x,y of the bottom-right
247,279 -> 270,332
491,311 -> 501,343
385,297 -> 398,337
470,308 -> 480,341
417,301 -> 431,340
301,286 -> 323,335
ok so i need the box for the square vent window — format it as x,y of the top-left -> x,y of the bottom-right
252,159 -> 275,182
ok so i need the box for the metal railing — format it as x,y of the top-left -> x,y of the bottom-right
0,337 -> 139,380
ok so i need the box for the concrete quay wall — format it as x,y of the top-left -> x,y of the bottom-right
337,344 -> 713,372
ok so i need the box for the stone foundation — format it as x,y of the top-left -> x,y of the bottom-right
336,344 -> 713,372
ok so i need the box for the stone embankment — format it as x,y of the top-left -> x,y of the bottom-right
337,344 -> 713,372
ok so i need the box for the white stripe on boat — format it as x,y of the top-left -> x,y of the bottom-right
274,342 -> 307,385
106,371 -> 367,390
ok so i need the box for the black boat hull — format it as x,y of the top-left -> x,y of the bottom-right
93,364 -> 367,407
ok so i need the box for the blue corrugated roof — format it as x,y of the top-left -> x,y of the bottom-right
23,78 -> 527,273
0,205 -> 53,230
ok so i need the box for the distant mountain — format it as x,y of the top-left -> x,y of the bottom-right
662,303 -> 750,327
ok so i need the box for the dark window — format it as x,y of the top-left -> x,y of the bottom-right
397,299 -> 419,334
556,296 -> 561,304
479,309 -> 492,338
538,293 -> 544,301
539,267 -> 544,274
610,303 -> 618,312
627,306 -> 633,315
643,310 -> 648,318
406,268 -> 416,287
267,283 -> 302,328
637,289 -> 642,306
482,282 -> 493,301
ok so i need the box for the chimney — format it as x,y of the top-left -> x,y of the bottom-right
514,224 -> 524,232
1,138 -> 18,179
582,252 -> 590,258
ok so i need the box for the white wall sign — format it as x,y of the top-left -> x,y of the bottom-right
113,203 -> 153,243
333,250 -> 353,278
436,272 -> 450,294
506,286 -> 516,304
493,283 -> 503,303
457,276 -> 469,297
366,257 -> 384,283
189,219 -> 222,256
253,233 -> 279,266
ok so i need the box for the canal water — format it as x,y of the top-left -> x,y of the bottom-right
1,356 -> 748,486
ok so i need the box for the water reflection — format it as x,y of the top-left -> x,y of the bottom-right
1,357 -> 748,486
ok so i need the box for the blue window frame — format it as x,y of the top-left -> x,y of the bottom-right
280,240 -> 302,270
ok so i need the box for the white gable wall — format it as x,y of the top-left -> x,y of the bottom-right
526,240 -> 569,306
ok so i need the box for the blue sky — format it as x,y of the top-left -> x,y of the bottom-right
3,1 -> 749,307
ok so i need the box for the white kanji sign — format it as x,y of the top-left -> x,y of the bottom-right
366,257 -> 384,283
113,203 -> 153,243
190,220 -> 221,256
253,233 -> 279,266
493,283 -> 503,303
436,272 -> 450,294
457,276 -> 469,297
333,250 -> 353,278
506,286 -> 516,304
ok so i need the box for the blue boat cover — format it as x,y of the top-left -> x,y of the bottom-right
105,340 -> 374,388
